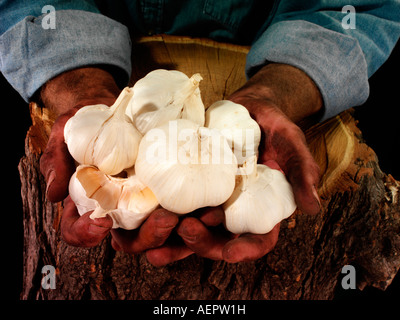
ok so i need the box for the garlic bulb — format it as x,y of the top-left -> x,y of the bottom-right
69,165 -> 159,230
126,69 -> 205,134
135,119 -> 238,214
223,156 -> 297,234
64,87 -> 142,175
205,100 -> 261,165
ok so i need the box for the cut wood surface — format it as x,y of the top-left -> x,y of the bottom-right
19,35 -> 400,300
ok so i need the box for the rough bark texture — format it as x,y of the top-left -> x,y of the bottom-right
18,35 -> 400,300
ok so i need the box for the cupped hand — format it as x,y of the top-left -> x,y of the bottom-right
228,63 -> 322,215
40,105 -> 117,247
228,96 -> 321,215
39,67 -> 122,247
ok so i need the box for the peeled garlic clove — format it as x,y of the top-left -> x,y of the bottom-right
69,165 -> 123,222
76,165 -> 123,210
64,87 -> 142,175
115,169 -> 159,229
223,156 -> 297,234
68,165 -> 158,230
135,119 -> 238,214
68,166 -> 122,228
205,100 -> 261,165
126,69 -> 205,134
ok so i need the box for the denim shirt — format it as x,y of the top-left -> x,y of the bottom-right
1,0 -> 399,121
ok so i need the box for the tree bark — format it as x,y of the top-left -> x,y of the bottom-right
19,35 -> 400,300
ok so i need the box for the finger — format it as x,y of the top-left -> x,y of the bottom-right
40,109 -> 79,202
146,242 -> 194,267
222,223 -> 280,263
61,196 -> 113,247
282,150 -> 321,215
111,237 -> 122,251
177,217 -> 235,260
110,209 -> 179,254
196,206 -> 225,227
263,159 -> 283,172
268,125 -> 321,215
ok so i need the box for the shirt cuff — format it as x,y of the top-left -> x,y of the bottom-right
246,20 -> 370,122
0,10 -> 132,102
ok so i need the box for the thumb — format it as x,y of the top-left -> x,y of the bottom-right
283,151 -> 321,215
40,108 -> 78,202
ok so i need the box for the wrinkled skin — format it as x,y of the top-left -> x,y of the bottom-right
39,64 -> 322,266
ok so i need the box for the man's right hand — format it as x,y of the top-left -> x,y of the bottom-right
39,67 -> 123,247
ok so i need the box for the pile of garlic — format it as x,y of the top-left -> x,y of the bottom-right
65,69 -> 296,234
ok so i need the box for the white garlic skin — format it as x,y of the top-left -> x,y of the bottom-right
205,100 -> 261,165
135,119 -> 238,214
64,87 -> 142,176
116,171 -> 159,229
223,157 -> 297,234
68,171 -> 98,216
126,69 -> 205,134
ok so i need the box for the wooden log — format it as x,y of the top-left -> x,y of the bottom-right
18,35 -> 400,300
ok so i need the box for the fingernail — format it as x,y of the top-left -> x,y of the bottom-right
46,170 -> 56,195
312,185 -> 321,209
177,222 -> 199,243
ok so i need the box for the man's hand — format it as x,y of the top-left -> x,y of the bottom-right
38,67 -> 181,255
39,67 -> 124,247
39,67 -> 121,203
229,63 -> 322,215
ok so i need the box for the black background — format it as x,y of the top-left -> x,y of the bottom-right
2,40 -> 399,302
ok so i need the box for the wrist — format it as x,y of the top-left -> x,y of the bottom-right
229,63 -> 323,124
39,67 -> 121,117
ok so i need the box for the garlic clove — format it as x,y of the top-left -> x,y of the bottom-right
68,165 -> 159,230
64,104 -> 111,165
68,165 -> 123,224
135,119 -> 238,214
75,165 -> 123,210
116,169 -> 159,229
64,87 -> 142,175
205,100 -> 261,165
102,208 -> 149,230
68,170 -> 98,216
127,69 -> 205,134
223,156 -> 297,234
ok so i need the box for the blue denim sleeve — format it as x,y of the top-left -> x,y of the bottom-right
246,0 -> 400,121
0,3 -> 132,102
